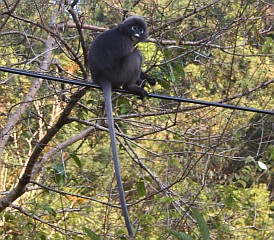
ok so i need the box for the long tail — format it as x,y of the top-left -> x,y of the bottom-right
101,81 -> 134,237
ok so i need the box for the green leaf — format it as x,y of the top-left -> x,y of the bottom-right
53,164 -> 64,174
52,164 -> 66,184
144,176 -> 152,183
39,234 -> 47,240
192,208 -> 210,240
70,153 -> 82,169
159,196 -> 174,203
120,106 -> 129,114
158,78 -> 171,89
167,229 -> 194,240
236,179 -> 247,188
270,147 -> 274,160
45,206 -> 56,217
223,195 -> 238,208
137,180 -> 146,197
263,37 -> 273,54
118,97 -> 131,114
83,227 -> 101,240
140,214 -> 155,229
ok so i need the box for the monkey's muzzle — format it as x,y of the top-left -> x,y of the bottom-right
131,33 -> 140,43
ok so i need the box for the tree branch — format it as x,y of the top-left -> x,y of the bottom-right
0,87 -> 87,211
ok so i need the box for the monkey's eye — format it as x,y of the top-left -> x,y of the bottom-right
140,28 -> 144,33
132,26 -> 137,31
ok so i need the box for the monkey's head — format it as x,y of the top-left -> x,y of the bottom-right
118,16 -> 147,44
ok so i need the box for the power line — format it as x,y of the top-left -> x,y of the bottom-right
0,66 -> 273,115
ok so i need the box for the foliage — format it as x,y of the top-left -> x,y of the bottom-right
0,0 -> 274,239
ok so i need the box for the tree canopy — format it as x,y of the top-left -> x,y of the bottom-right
0,0 -> 273,239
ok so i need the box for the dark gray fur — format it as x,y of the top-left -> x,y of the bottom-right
88,16 -> 154,237
89,16 -> 155,98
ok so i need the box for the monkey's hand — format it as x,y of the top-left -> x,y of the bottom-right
140,72 -> 156,86
123,85 -> 148,100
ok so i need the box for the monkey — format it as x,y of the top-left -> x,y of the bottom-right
88,16 -> 155,237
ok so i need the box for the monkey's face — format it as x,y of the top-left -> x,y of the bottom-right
129,25 -> 146,43
120,24 -> 147,44
118,16 -> 148,43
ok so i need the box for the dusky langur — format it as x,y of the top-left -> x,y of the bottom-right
88,16 -> 155,237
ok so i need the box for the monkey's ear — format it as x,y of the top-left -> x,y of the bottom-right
118,22 -> 123,30
118,21 -> 126,33
118,18 -> 129,30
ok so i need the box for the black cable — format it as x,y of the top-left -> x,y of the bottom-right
0,66 -> 273,115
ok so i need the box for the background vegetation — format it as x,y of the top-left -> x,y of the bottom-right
0,0 -> 273,239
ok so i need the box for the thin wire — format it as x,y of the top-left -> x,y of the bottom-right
0,66 -> 273,115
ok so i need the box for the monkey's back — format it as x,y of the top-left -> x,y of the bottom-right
89,28 -> 142,89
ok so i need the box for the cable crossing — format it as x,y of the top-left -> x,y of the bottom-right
0,66 -> 273,115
